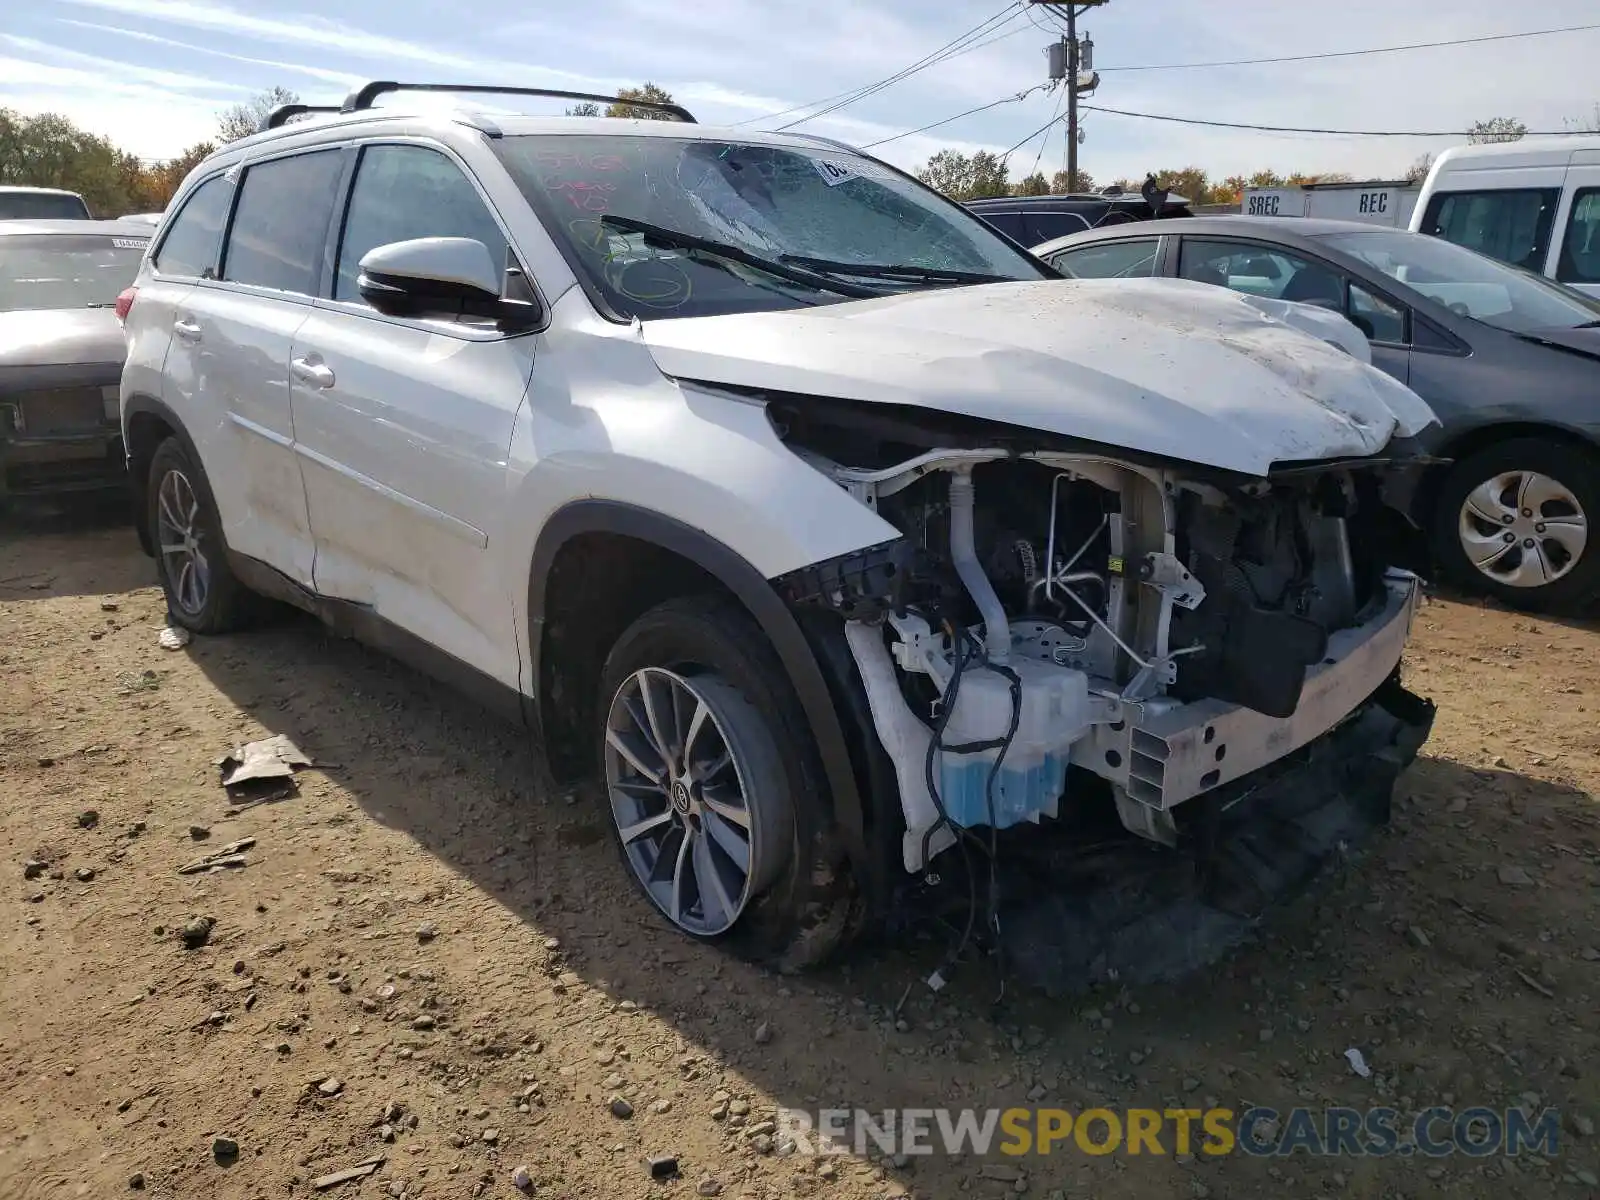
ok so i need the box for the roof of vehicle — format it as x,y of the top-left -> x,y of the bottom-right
1029,214 -> 1415,257
1430,136 -> 1600,169
0,219 -> 155,237
966,191 -> 1191,208
223,105 -> 860,156
0,186 -> 85,197
1297,178 -> 1415,191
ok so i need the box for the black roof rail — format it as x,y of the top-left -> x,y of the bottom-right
261,104 -> 345,131
340,82 -> 697,123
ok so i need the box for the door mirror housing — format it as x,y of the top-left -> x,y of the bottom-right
357,237 -> 541,327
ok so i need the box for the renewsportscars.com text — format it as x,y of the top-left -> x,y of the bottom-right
776,1105 -> 1562,1159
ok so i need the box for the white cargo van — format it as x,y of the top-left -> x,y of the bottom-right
1410,137 -> 1600,298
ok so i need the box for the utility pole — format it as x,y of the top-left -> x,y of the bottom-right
1035,1 -> 1103,192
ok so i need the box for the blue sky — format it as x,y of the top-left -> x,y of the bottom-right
3,0 -> 1598,184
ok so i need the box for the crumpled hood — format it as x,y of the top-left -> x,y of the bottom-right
0,308 -> 124,370
640,278 -> 1437,476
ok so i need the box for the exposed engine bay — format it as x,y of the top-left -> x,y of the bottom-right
774,409 -> 1428,879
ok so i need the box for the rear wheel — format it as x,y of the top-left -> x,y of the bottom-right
147,437 -> 256,633
1431,437 -> 1600,614
598,595 -> 855,969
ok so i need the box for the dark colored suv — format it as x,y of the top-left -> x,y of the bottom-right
965,178 -> 1191,246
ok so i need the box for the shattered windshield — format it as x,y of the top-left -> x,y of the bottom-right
494,134 -> 1049,320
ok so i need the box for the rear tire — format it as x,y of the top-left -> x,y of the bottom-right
147,436 -> 257,633
597,594 -> 856,970
1430,437 -> 1600,615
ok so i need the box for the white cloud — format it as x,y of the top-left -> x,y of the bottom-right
7,0 -> 1598,182
54,19 -> 366,87
1,33 -> 248,94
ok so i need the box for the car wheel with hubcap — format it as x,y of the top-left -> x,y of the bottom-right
597,595 -> 856,968
1432,437 -> 1600,614
147,436 -> 256,633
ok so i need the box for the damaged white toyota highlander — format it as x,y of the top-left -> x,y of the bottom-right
120,84 -> 1438,984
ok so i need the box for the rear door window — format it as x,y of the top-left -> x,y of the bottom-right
1419,189 -> 1559,272
1050,239 -> 1159,278
152,176 -> 234,279
1556,188 -> 1600,285
221,150 -> 345,295
1179,239 -> 1341,305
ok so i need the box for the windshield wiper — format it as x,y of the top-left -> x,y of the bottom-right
83,301 -> 116,308
596,215 -> 877,299
778,255 -> 1012,286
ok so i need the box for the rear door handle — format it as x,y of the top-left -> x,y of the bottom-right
290,357 -> 336,389
173,318 -> 202,342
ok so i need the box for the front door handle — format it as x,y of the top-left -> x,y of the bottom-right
290,357 -> 336,389
173,318 -> 202,342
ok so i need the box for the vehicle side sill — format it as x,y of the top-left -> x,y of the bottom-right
225,550 -> 528,728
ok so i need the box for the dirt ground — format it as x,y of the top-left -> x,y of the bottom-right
2,502 -> 1598,1200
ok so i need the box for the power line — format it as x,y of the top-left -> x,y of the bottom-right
1081,102 -> 1592,138
999,106 -> 1068,160
773,2 -> 1024,130
1029,86 -> 1066,177
776,4 -> 1021,130
1100,21 -> 1600,73
736,19 -> 1031,128
859,86 -> 1045,149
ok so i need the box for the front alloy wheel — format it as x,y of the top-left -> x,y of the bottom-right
603,667 -> 783,937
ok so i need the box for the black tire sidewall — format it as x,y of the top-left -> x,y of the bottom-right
1431,437 -> 1600,613
146,437 -> 247,633
597,595 -> 851,969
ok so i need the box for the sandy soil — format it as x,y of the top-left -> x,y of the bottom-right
2,503 -> 1597,1200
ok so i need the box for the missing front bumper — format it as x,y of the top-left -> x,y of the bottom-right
1085,571 -> 1420,813
994,672 -> 1436,994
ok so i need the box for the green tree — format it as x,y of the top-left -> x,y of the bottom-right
1150,167 -> 1210,203
916,149 -> 1009,200
1015,172 -> 1049,196
216,85 -> 301,143
0,108 -> 138,217
1216,175 -> 1249,204
1566,103 -> 1600,133
565,102 -> 602,117
143,142 -> 217,210
1467,116 -> 1526,145
1049,169 -> 1095,194
605,83 -> 679,121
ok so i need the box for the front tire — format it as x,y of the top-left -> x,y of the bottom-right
597,595 -> 855,970
1431,437 -> 1600,614
147,436 -> 256,633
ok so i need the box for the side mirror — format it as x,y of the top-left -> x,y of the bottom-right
357,238 -> 540,327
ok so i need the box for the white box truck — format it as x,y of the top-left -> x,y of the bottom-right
1241,180 -> 1419,227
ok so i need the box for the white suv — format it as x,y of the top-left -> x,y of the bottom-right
121,82 -> 1438,973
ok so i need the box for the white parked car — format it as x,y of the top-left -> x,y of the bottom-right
119,82 -> 1438,971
